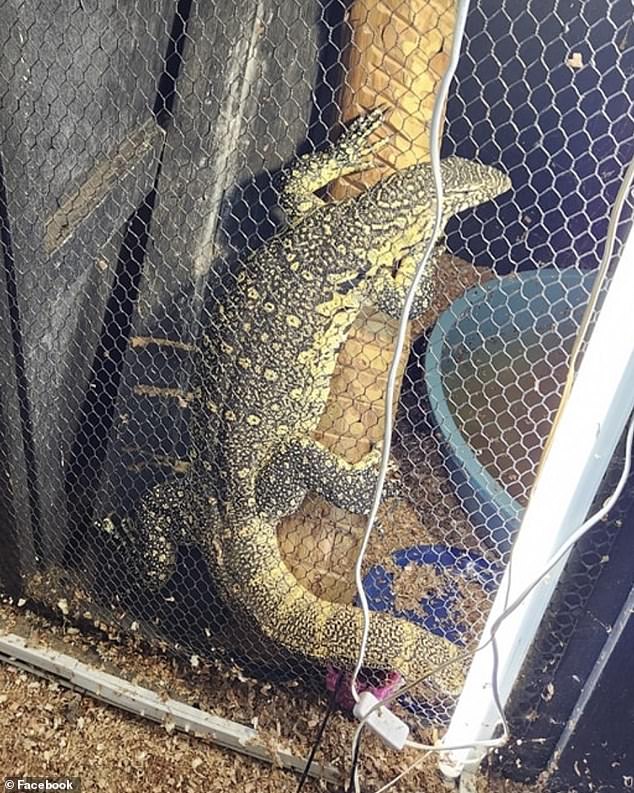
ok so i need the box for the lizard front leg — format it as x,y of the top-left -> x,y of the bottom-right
369,241 -> 444,320
97,479 -> 222,590
278,108 -> 388,223
256,437 -> 404,520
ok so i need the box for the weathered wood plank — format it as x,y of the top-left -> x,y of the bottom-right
0,0 -> 174,564
96,0 -> 320,521
135,0 -> 320,334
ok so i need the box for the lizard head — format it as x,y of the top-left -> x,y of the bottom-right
439,156 -> 513,218
356,155 -> 511,245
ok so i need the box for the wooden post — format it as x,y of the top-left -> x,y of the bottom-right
279,0 -> 456,603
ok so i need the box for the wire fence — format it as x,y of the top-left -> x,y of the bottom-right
0,0 -> 633,787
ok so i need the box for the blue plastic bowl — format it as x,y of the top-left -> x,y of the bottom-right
423,268 -> 594,556
361,543 -> 501,723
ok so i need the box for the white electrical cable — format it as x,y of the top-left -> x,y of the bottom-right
566,155 -> 634,382
349,0 -> 474,707
349,413 -> 634,793
346,0 -> 634,781
372,753 -> 427,793
371,738 -> 503,793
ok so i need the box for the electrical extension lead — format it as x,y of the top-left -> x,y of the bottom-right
353,691 -> 410,751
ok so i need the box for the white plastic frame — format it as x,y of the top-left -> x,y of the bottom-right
439,221 -> 634,777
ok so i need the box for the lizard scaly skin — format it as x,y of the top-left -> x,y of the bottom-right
102,110 -> 512,692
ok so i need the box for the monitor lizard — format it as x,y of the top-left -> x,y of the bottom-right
100,109 -> 512,692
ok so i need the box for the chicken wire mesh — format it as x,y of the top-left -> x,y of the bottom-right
0,0 -> 632,777
492,429 -> 634,782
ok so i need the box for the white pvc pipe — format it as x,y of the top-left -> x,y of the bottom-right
439,224 -> 634,777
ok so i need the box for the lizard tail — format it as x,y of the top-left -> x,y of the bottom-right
214,515 -> 465,693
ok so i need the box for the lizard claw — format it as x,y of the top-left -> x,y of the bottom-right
383,456 -> 408,501
347,106 -> 387,136
334,107 -> 390,174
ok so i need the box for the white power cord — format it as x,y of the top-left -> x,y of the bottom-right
348,413 -> 634,793
349,0 -> 474,707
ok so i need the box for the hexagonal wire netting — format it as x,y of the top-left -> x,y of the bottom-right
0,0 -> 632,786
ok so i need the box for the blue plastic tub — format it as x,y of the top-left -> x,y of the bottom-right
361,543 -> 501,723
423,268 -> 595,557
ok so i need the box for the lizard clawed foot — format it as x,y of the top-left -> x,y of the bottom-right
95,501 -> 178,592
277,107 -> 391,223
333,107 -> 390,175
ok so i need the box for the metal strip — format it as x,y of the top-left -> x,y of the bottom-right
0,631 -> 340,785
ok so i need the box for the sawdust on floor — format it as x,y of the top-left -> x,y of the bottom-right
0,601 -> 536,793
392,562 -> 441,612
